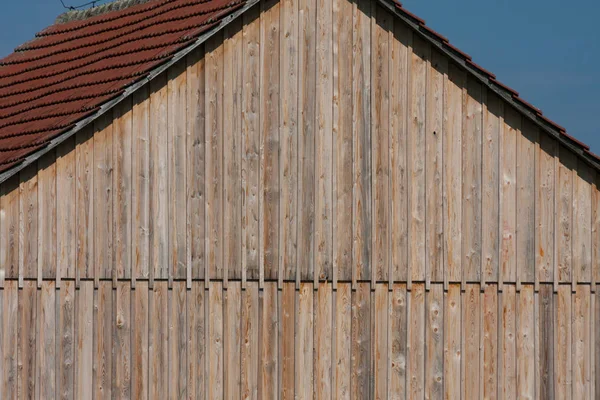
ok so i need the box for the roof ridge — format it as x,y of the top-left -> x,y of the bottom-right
55,0 -> 157,24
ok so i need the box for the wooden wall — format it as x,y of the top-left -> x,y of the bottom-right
1,0 -> 600,398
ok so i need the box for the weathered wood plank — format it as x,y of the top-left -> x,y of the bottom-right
371,4 -> 391,284
113,98 -> 133,281
373,284 -> 388,398
351,282 -> 370,399
462,284 -> 480,399
482,93 -> 501,283
574,160 -> 593,283
313,282 -> 331,399
281,282 -> 296,399
1,281 -> 18,398
76,127 -> 94,281
593,173 -> 600,287
517,285 -> 535,398
537,135 -> 557,283
596,291 -> 600,398
332,0 -> 353,283
208,282 -> 224,399
555,284 -> 572,399
390,21 -> 409,284
186,47 -> 206,281
573,285 -> 591,398
500,284 -> 517,399
149,74 -> 168,281
18,281 -> 36,398
37,281 -> 56,399
500,107 -> 518,284
169,282 -> 187,399
537,284 -> 554,399
463,79 -> 483,282
148,281 -> 167,399
426,52 -> 445,284
223,21 -> 243,283
443,64 -> 464,284
388,283 -> 407,399
483,284 -> 498,398
56,138 -> 76,282
425,283 -> 443,399
335,283 -> 351,399
38,152 -> 57,281
408,283 -> 425,398
94,282 -> 112,399
19,166 -> 37,282
131,281 -> 148,400
58,280 -> 75,399
75,281 -> 93,400
241,282 -> 259,400
242,6 -> 261,283
131,85 -> 150,281
444,284 -> 461,399
225,282 -> 242,399
517,121 -> 538,284
114,282 -> 131,399
187,281 -> 205,400
352,0 -> 371,283
558,147 -> 576,283
259,282 -> 278,398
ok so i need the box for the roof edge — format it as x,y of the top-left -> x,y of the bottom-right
55,0 -> 156,24
0,0 -> 260,184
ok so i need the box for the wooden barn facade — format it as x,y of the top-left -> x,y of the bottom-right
0,0 -> 599,398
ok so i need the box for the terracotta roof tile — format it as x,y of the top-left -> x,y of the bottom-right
0,0 -> 244,173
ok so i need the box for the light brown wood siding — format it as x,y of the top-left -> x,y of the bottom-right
0,0 -> 599,398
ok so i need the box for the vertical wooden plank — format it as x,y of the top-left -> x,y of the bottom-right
186,48 -> 206,281
351,282 -> 370,399
500,284 -> 517,399
37,281 -> 56,399
94,115 -> 113,282
537,135 -> 557,283
1,178 -> 19,281
169,282 -> 187,399
132,86 -> 150,281
225,282 -> 242,399
390,22 -> 409,284
595,291 -> 600,398
444,64 -> 464,284
259,0 -> 281,283
371,5 -> 391,284
205,33 -> 224,282
463,79 -> 483,282
76,127 -> 94,281
56,138 -> 76,282
352,0 -> 371,283
208,282 -> 224,399
444,284 -> 461,399
58,280 -> 75,399
573,285 -> 591,398
18,281 -> 37,398
38,152 -> 57,281
558,148 -> 575,283
517,121 -> 538,284
114,281 -> 131,399
260,282 -> 278,398
555,285 -> 572,399
517,285 -> 535,398
389,283 -> 407,399
462,283 -> 481,398
425,284 -> 443,399
242,6 -> 261,283
408,36 -> 428,283
94,282 -> 112,399
1,281 -> 18,398
280,0 -> 299,283
75,281 -> 93,400
501,108 -> 518,283
483,284 -> 498,398
132,281 -> 149,400
483,93 -> 501,283
241,282 -> 259,400
168,63 -> 187,281
537,284 -> 554,399
295,282 -> 313,400
574,161 -> 593,283
149,74 -> 168,281
187,281 -> 205,400
281,282 -> 296,399
19,166 -> 38,282
332,0 -> 353,283
594,174 -> 600,287
426,52 -> 445,284
374,284 -> 389,398
408,283 -> 425,398
223,21 -> 243,283
148,281 -> 168,399
113,98 -> 133,281
335,283 -> 351,399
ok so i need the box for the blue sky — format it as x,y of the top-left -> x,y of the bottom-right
1,0 -> 598,151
